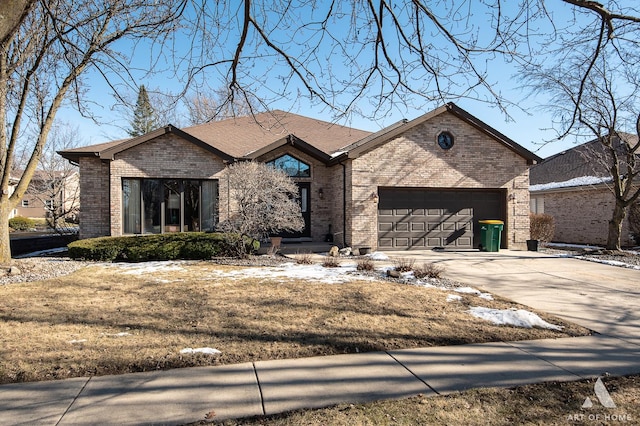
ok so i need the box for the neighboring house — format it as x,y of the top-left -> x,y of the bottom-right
59,103 -> 540,251
12,170 -> 80,221
529,133 -> 639,247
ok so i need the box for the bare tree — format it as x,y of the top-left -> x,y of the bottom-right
182,1 -> 640,121
525,25 -> 640,250
25,123 -> 81,233
0,0 -> 185,264
218,161 -> 304,256
185,87 -> 261,125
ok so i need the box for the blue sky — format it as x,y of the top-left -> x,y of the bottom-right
55,1 -> 593,159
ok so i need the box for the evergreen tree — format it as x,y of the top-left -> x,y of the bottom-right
128,85 -> 157,137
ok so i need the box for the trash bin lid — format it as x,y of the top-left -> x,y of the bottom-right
478,220 -> 504,224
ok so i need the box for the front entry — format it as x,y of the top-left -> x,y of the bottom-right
280,182 -> 311,239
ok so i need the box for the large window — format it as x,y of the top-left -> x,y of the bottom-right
267,154 -> 311,177
122,178 -> 218,234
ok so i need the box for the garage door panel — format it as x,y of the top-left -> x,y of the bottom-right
411,223 -> 425,232
378,188 -> 504,250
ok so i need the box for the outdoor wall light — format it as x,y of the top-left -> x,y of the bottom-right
370,192 -> 379,203
319,188 -> 324,199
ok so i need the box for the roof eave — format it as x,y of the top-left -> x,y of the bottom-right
244,134 -> 333,164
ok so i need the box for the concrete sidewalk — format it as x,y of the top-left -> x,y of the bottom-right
2,334 -> 640,425
2,249 -> 640,425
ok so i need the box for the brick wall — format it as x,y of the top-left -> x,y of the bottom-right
348,112 -> 531,250
84,135 -> 227,237
536,187 -> 634,247
79,157 -> 110,239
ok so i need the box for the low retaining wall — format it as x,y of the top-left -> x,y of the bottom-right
10,234 -> 79,256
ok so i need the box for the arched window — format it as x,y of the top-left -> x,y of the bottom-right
267,154 -> 311,177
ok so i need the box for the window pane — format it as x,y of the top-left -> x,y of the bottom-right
142,179 -> 161,234
184,180 -> 200,232
164,180 -> 181,232
201,180 -> 219,232
267,154 -> 310,177
123,179 -> 141,234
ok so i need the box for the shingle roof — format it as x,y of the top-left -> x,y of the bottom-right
530,132 -> 639,186
59,104 -> 541,165
59,110 -> 371,163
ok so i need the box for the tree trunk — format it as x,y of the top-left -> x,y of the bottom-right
0,198 -> 13,266
606,201 -> 627,251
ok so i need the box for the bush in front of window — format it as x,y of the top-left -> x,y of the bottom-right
67,232 -> 259,262
9,216 -> 36,231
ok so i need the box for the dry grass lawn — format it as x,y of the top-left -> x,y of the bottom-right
213,375 -> 640,425
0,260 -> 589,384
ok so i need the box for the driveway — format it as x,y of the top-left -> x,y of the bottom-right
384,250 -> 640,346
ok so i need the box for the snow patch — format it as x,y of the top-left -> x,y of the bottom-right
68,339 -> 87,344
446,294 -> 462,302
366,252 -> 390,261
468,307 -> 563,330
208,262 -> 376,284
102,332 -> 131,337
530,176 -> 611,192
111,262 -> 186,275
180,347 -> 221,355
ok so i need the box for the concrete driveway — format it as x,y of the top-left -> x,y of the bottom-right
384,249 -> 640,345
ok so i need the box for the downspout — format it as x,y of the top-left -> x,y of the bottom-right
341,161 -> 347,247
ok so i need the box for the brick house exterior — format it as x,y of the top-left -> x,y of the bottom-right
60,103 -> 540,250
530,133 -> 639,247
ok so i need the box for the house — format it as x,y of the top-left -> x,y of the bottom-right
529,133 -> 639,247
11,170 -> 79,222
59,103 -> 540,251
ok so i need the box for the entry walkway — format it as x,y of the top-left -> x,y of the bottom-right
2,250 -> 639,425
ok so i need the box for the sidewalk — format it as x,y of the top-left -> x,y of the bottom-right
2,334 -> 640,425
2,249 -> 640,425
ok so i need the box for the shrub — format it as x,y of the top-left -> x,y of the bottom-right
392,257 -> 415,272
295,252 -> 313,265
67,232 -> 258,262
322,256 -> 340,268
530,213 -> 555,242
356,257 -> 375,271
413,262 -> 445,279
9,216 -> 36,231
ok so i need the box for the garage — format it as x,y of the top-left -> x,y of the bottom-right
377,188 -> 506,250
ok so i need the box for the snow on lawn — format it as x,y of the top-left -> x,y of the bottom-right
469,307 -> 563,330
446,294 -> 462,302
208,262 -> 378,284
573,256 -> 640,270
366,251 -> 390,261
454,286 -> 494,301
180,347 -> 221,355
110,261 -> 187,275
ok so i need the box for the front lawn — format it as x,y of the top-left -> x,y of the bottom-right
0,259 -> 589,384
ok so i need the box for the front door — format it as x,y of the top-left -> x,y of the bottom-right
280,182 -> 311,238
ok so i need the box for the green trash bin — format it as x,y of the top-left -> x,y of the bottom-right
479,220 -> 504,252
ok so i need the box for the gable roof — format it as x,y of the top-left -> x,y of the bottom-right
59,104 -> 540,165
530,132 -> 639,190
335,103 -> 541,164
